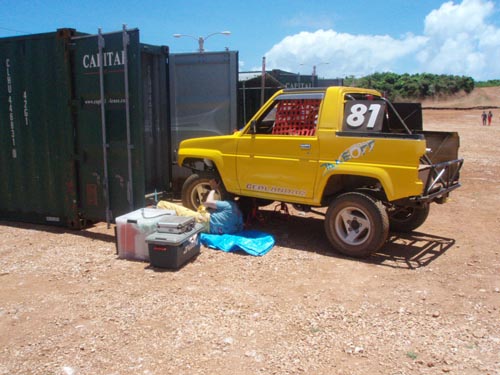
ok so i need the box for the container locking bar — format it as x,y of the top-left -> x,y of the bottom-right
98,28 -> 111,228
122,24 -> 134,211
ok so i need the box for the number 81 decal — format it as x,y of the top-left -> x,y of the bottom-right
343,100 -> 386,132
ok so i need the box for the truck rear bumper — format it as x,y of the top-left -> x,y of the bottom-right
414,158 -> 464,203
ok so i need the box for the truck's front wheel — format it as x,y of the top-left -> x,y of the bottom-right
325,192 -> 389,258
181,173 -> 227,210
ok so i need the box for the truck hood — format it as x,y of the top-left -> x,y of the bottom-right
180,134 -> 238,150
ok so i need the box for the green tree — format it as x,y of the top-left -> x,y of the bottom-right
344,72 -> 477,100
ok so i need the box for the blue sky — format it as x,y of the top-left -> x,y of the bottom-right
1,0 -> 499,80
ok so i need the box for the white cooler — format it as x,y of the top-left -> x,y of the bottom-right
115,208 -> 175,261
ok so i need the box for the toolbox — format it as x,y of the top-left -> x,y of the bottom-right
156,216 -> 195,234
146,223 -> 204,269
115,208 -> 175,261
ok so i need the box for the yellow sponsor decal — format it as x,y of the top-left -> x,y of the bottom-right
246,184 -> 306,197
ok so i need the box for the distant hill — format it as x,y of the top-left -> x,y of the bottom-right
420,86 -> 500,109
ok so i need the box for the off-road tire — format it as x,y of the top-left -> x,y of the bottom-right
324,192 -> 389,258
389,204 -> 430,233
181,173 -> 228,210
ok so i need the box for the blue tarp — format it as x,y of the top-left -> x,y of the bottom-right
200,230 -> 275,256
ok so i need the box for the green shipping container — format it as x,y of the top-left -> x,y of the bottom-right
0,28 -> 171,228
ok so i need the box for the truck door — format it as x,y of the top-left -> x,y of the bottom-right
236,93 -> 322,201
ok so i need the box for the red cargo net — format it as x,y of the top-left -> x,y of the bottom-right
272,99 -> 321,136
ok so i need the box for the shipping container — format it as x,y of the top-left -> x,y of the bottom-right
1,27 -> 240,229
0,27 -> 170,228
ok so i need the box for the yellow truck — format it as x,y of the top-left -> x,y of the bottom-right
178,86 -> 463,257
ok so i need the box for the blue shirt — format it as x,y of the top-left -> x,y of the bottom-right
209,201 -> 244,234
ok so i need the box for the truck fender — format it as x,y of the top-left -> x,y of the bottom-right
320,164 -> 396,201
180,152 -> 240,194
179,150 -> 225,172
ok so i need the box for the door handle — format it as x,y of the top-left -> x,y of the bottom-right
300,144 -> 311,150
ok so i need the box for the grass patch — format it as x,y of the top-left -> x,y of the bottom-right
406,351 -> 418,360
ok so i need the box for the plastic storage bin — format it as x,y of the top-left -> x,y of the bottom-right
146,223 -> 204,269
115,208 -> 175,261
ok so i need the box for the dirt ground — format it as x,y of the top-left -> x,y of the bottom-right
1,108 -> 499,375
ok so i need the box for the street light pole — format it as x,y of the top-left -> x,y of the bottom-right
300,62 -> 329,87
173,31 -> 231,53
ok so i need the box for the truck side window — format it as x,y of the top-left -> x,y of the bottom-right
271,98 -> 320,136
251,105 -> 278,134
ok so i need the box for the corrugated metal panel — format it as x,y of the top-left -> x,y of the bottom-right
141,44 -> 171,195
169,51 -> 238,150
71,29 -> 145,223
71,28 -> 171,223
0,29 -> 82,227
169,51 -> 238,190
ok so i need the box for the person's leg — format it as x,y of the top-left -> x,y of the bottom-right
157,201 -> 197,217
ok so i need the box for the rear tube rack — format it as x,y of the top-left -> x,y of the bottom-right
419,158 -> 464,201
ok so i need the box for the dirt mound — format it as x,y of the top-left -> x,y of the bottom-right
421,86 -> 500,108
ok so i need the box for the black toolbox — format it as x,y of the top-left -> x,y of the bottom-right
146,223 -> 204,269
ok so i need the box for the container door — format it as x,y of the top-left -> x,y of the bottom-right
169,51 -> 238,191
141,46 -> 171,196
71,29 -> 146,223
0,29 -> 81,227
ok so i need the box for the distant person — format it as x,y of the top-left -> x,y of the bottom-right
481,111 -> 487,126
488,111 -> 493,126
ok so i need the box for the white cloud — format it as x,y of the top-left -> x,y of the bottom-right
424,0 -> 493,37
418,0 -> 498,79
265,29 -> 427,77
264,0 -> 500,80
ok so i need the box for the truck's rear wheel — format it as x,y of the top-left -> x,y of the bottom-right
325,192 -> 389,258
389,204 -> 430,232
181,173 -> 227,210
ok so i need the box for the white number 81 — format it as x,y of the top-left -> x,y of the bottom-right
346,103 -> 382,129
